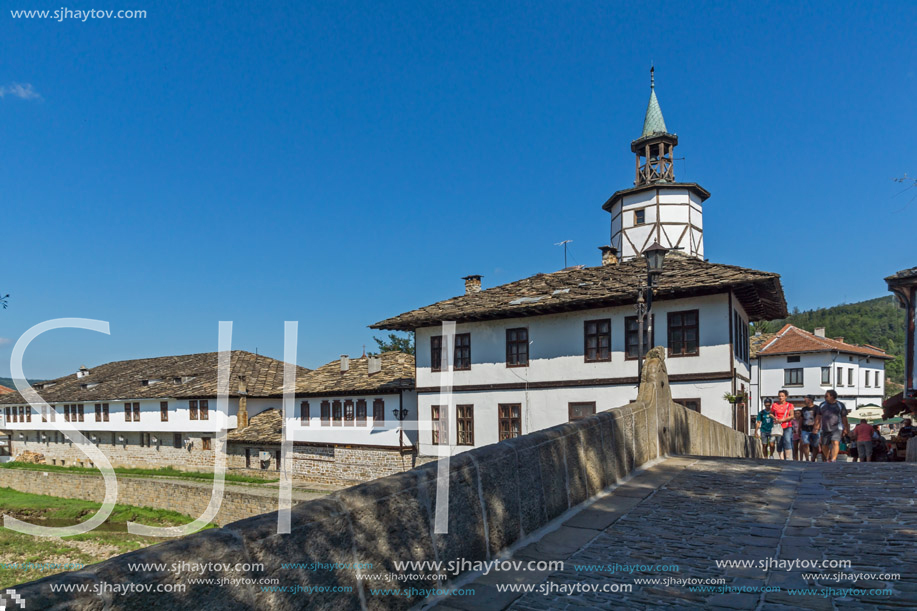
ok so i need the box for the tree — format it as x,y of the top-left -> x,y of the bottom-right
373,332 -> 415,355
0,293 -> 7,309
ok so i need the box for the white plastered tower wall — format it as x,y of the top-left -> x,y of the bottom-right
610,188 -> 705,261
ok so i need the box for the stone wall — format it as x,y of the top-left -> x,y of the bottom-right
0,469 -> 284,526
12,432 -> 223,471
11,434 -> 425,486
16,350 -> 761,610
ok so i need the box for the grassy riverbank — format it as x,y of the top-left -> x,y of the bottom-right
0,461 -> 278,484
0,487 -> 211,589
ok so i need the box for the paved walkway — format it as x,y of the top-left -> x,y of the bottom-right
432,456 -> 917,610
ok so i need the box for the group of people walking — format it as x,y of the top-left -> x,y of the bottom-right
754,390 -> 856,462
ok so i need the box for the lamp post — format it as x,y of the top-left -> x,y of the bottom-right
392,406 -> 409,453
636,241 -> 669,381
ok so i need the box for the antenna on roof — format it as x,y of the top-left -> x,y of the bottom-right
555,240 -> 572,269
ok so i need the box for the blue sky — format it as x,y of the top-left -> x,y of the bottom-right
1,1 -> 915,378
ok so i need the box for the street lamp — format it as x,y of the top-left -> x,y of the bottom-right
636,242 -> 670,380
643,241 -> 668,286
392,406 -> 410,453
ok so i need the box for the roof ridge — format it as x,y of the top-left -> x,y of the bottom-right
759,324 -> 892,359
789,325 -> 834,350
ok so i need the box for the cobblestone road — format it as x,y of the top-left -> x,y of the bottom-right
433,456 -> 917,611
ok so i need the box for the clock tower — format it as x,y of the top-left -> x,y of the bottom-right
603,68 -> 710,261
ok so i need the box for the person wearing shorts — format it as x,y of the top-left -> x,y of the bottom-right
799,395 -> 819,462
771,390 -> 795,460
815,390 -> 849,462
756,398 -> 776,458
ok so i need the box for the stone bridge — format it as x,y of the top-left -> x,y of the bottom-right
14,350 -> 917,610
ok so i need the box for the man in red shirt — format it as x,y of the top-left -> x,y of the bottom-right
852,418 -> 875,462
771,390 -> 795,460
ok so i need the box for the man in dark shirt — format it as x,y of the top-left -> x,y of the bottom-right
799,395 -> 819,462
814,389 -> 849,463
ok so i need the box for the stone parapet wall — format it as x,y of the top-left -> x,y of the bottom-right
12,432 -> 223,471
10,434 -> 421,486
17,350 -> 761,610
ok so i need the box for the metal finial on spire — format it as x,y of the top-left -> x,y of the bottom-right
650,65 -> 654,89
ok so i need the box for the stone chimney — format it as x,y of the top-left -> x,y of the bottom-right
814,327 -> 826,338
237,376 -> 249,429
368,355 -> 382,375
598,246 -> 619,266
462,275 -> 482,295
341,355 -> 350,373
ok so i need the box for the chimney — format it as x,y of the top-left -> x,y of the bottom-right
76,365 -> 90,379
462,275 -> 482,295
814,327 -> 826,338
598,246 -> 619,266
368,355 -> 382,375
340,355 -> 350,373
834,337 -> 844,343
237,376 -> 249,428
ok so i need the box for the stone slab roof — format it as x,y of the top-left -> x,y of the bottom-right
227,408 -> 281,445
0,351 -> 311,405
295,352 -> 414,396
372,257 -> 787,331
754,324 -> 892,360
750,332 -> 778,358
886,267 -> 917,286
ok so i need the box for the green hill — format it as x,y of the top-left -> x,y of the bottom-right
754,295 -> 905,395
0,377 -> 44,392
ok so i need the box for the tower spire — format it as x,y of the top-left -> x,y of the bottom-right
641,67 -> 667,138
632,67 -> 677,185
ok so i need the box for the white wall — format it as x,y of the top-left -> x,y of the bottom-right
284,391 -> 417,447
415,293 -> 733,389
416,380 -> 734,456
609,188 -> 705,261
0,397 -> 241,432
0,392 -> 424,451
413,291 -> 748,451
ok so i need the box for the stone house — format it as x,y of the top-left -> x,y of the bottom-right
0,349 -> 423,485
225,351 -> 422,484
0,351 -> 309,471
